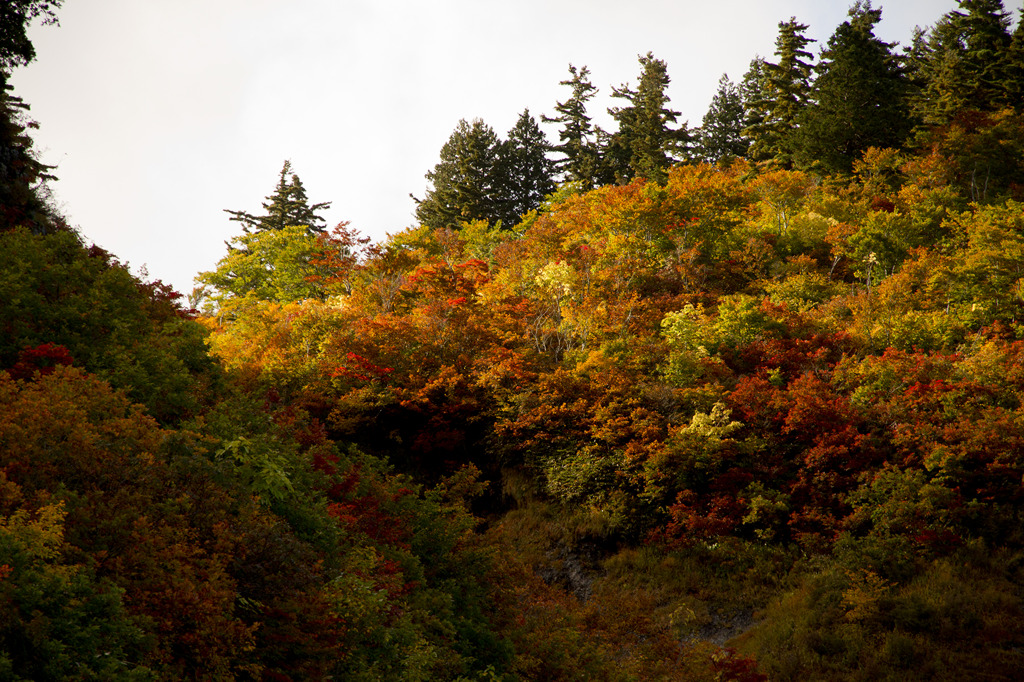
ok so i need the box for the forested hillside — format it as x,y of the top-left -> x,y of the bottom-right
5,1 -> 1024,679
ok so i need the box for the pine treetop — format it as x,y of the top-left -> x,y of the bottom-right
224,160 -> 331,236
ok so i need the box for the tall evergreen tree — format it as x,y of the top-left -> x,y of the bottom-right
695,74 -> 749,163
224,161 -> 331,236
0,83 -> 56,235
0,1 -> 62,236
413,118 -> 503,230
542,64 -> 603,189
211,162 -> 333,302
415,114 -> 555,230
902,26 -> 932,127
960,0 -> 1015,107
748,19 -> 816,166
739,57 -> 773,158
0,0 -> 62,75
497,109 -> 556,225
1008,11 -> 1024,109
794,2 -> 911,174
605,52 -> 690,184
911,0 -> 1016,125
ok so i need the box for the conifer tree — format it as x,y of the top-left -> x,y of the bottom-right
605,52 -> 690,184
960,0 -> 1015,106
911,13 -> 966,126
208,162 -> 333,304
902,26 -> 932,126
749,19 -> 815,166
1008,12 -> 1024,109
543,65 -> 603,189
911,0 -> 1016,125
224,160 -> 331,236
0,83 -> 56,235
0,1 -> 61,236
0,0 -> 62,75
695,74 -> 749,163
413,118 -> 503,230
497,109 -> 556,225
415,114 -> 555,231
794,2 -> 911,174
739,57 -> 772,157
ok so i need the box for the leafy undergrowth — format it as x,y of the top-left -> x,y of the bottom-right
737,544 -> 1024,680
487,502 -> 773,680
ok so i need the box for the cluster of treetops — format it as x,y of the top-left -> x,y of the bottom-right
4,0 -> 1024,679
402,0 -> 1024,235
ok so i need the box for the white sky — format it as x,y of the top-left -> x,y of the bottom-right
11,0 -> 1020,297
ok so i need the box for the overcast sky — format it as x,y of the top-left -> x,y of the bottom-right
11,0 -> 1021,296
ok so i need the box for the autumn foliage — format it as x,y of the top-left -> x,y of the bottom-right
7,3 -> 1024,673
181,147 -> 1024,676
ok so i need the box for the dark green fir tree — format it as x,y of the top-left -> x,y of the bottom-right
739,57 -> 772,158
224,160 -> 331,236
0,0 -> 62,236
1008,10 -> 1024,109
748,18 -> 815,166
695,74 -> 749,163
910,0 -> 1016,125
542,64 -> 603,189
0,0 -> 62,74
958,0 -> 1015,108
605,52 -> 690,184
794,2 -> 911,174
413,118 -> 503,230
497,109 -> 556,225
